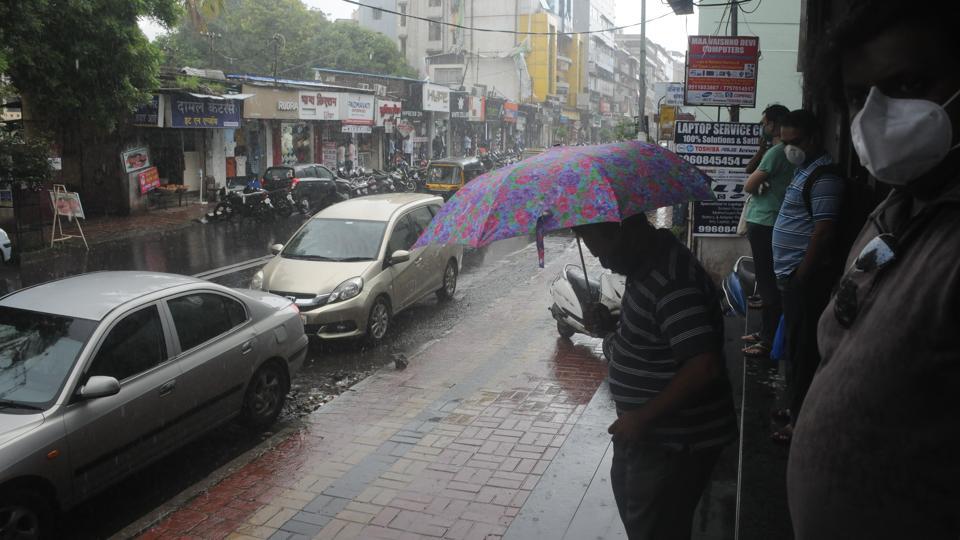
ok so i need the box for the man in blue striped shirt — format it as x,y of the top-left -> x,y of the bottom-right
770,109 -> 845,443
576,214 -> 737,540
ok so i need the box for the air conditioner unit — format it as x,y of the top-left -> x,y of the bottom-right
373,83 -> 387,97
358,83 -> 371,90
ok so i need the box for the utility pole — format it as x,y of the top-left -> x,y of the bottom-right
638,0 -> 647,139
729,1 -> 739,122
272,33 -> 283,84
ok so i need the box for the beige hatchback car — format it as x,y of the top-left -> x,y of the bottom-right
252,193 -> 463,343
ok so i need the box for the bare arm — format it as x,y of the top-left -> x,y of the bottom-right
608,351 -> 723,439
795,220 -> 837,280
745,140 -> 769,174
744,168 -> 770,195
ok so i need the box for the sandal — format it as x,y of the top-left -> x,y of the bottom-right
742,342 -> 771,357
741,332 -> 762,343
770,425 -> 793,445
770,408 -> 791,425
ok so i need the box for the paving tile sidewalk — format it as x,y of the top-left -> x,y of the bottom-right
135,254 -> 612,540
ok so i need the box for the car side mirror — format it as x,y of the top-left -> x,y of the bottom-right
78,376 -> 120,400
270,243 -> 284,255
389,250 -> 411,265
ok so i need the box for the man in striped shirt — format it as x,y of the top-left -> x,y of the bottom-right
575,214 -> 737,540
770,109 -> 845,444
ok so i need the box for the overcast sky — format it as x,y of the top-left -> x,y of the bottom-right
141,0 -> 697,54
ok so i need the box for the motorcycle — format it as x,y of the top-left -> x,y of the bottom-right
721,255 -> 756,317
548,264 -> 626,361
213,186 -> 273,221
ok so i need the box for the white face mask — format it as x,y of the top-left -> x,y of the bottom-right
850,86 -> 960,185
784,144 -> 806,166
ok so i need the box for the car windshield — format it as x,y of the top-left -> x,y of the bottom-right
282,218 -> 387,261
0,307 -> 98,410
264,167 -> 294,181
428,165 -> 460,185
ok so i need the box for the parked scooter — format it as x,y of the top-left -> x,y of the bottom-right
548,264 -> 626,361
721,255 -> 756,317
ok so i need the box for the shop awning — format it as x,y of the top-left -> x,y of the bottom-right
186,93 -> 255,101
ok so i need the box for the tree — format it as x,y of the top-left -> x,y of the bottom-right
156,0 -> 415,80
184,0 -> 225,31
0,0 -> 181,133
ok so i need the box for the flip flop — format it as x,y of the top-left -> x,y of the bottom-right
771,425 -> 793,445
742,343 -> 771,357
741,332 -> 762,343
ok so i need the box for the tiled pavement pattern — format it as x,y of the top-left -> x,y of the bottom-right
138,255 -> 612,540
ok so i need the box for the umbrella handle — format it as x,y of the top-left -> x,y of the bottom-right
576,236 -> 591,298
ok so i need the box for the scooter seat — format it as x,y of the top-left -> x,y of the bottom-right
565,265 -> 601,306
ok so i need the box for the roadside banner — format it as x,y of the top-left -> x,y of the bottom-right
685,36 -> 759,107
674,120 -> 761,236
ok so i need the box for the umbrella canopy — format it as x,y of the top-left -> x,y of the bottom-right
414,141 -> 715,265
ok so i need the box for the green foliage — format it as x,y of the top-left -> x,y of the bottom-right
0,130 -> 53,184
613,118 -> 637,141
554,126 -> 569,142
598,127 -> 614,143
0,0 -> 182,133
156,0 -> 415,80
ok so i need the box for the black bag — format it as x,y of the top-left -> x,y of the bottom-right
802,164 -> 880,278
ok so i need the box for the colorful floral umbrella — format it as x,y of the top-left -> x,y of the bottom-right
414,141 -> 715,267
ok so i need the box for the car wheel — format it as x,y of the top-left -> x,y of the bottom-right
557,320 -> 576,339
0,489 -> 54,540
365,296 -> 391,345
239,361 -> 288,431
436,260 -> 458,302
214,201 -> 234,221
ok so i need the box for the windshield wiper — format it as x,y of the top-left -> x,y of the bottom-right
284,254 -> 336,261
336,257 -> 375,262
0,398 -> 44,411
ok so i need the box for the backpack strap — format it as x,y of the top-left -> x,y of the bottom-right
802,163 -> 843,217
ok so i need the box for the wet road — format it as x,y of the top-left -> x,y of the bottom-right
5,215 -> 573,539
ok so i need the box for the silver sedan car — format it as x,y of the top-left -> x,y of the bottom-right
0,271 -> 308,538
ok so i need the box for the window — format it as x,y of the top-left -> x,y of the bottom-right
429,19 -> 442,41
316,165 -> 335,179
387,215 -> 419,255
168,293 -> 247,352
434,68 -> 462,85
428,0 -> 441,6
399,3 -> 407,26
372,7 -> 382,20
400,37 -> 407,58
408,206 -> 434,235
88,306 -> 167,382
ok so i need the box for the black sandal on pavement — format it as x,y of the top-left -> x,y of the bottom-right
742,342 -> 771,357
771,425 -> 793,445
741,332 -> 762,343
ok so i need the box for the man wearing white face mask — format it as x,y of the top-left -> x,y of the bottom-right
769,109 -> 845,445
788,3 -> 960,539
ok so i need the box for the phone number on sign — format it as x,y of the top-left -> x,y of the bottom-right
696,225 -> 737,234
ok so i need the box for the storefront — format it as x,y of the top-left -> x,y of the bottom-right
299,90 -> 342,169
449,91 -> 470,156
503,101 -> 519,151
422,83 -> 450,159
399,84 -> 427,164
519,103 -> 542,148
241,85 -> 301,173
375,98 -> 402,166
468,95 -> 485,154
484,98 -> 505,152
339,92 -> 376,170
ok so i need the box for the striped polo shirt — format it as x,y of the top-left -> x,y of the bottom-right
772,154 -> 844,279
609,230 -> 738,450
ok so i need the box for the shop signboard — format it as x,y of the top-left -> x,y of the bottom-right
322,141 -> 338,168
403,85 -> 423,118
170,95 -> 241,128
450,92 -> 469,119
658,105 -> 677,141
340,93 -> 375,125
674,120 -> 761,236
503,102 -> 518,123
137,166 -> 161,194
485,98 -> 504,121
299,92 -> 341,121
396,120 -> 415,136
133,95 -> 163,127
342,124 -> 372,134
468,96 -> 485,122
121,146 -> 150,174
376,99 -> 402,132
685,35 -> 759,107
422,83 -> 450,113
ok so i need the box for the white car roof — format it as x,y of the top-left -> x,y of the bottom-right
0,271 -> 204,321
316,193 -> 442,222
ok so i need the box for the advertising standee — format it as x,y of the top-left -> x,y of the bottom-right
674,120 -> 761,236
